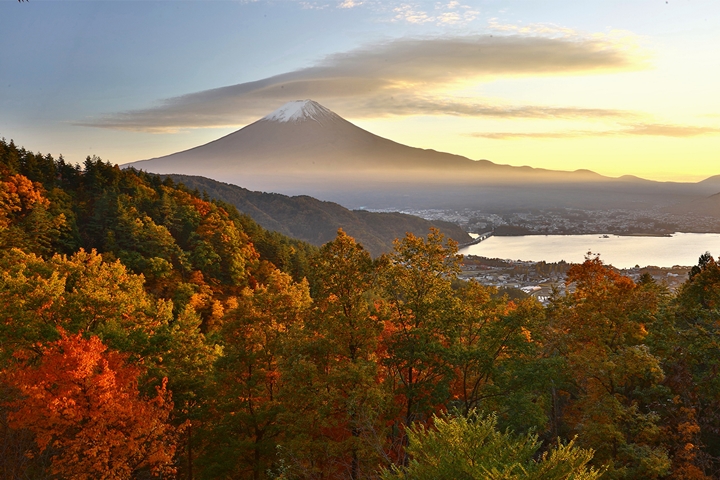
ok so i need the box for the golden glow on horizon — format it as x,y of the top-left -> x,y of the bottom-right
355,115 -> 720,183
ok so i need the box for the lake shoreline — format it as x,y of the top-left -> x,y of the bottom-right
486,232 -> 677,238
460,232 -> 720,269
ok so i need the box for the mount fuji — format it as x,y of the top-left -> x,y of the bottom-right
125,99 -> 491,185
125,100 -> 718,210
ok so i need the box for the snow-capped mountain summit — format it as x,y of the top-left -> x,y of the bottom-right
125,99 -> 469,181
124,99 -> 493,200
262,100 -> 340,124
124,100 -> 672,209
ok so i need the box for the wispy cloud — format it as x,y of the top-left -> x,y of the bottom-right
338,0 -> 361,9
356,95 -> 635,119
488,20 -> 591,38
623,124 -> 720,137
391,1 -> 478,25
299,1 -> 331,10
392,4 -> 434,24
77,33 -> 644,132
471,123 -> 720,140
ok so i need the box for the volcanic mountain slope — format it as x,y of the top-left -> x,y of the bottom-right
163,173 -> 471,257
127,100 -> 608,180
125,100 -> 719,210
129,100 -> 466,171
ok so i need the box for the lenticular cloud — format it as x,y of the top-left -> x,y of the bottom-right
77,34 -> 641,132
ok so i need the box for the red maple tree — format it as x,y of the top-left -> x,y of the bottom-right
4,330 -> 179,479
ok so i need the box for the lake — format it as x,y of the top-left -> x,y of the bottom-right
460,233 -> 720,269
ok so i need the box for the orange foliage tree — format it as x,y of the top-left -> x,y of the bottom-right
652,253 -> 720,479
0,172 -> 66,255
377,228 -> 461,462
546,255 -> 670,479
281,229 -> 388,480
448,281 -> 549,433
4,331 -> 178,479
203,268 -> 311,479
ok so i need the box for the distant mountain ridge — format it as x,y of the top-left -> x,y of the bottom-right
164,173 -> 471,256
664,191 -> 720,219
125,100 -> 720,211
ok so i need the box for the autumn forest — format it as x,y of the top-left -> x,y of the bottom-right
2,138 -> 720,480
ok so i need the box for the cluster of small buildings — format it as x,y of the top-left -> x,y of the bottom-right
459,257 -> 569,304
460,256 -> 690,305
383,207 -> 720,237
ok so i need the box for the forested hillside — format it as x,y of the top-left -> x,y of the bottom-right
3,137 -> 720,479
161,173 -> 471,257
